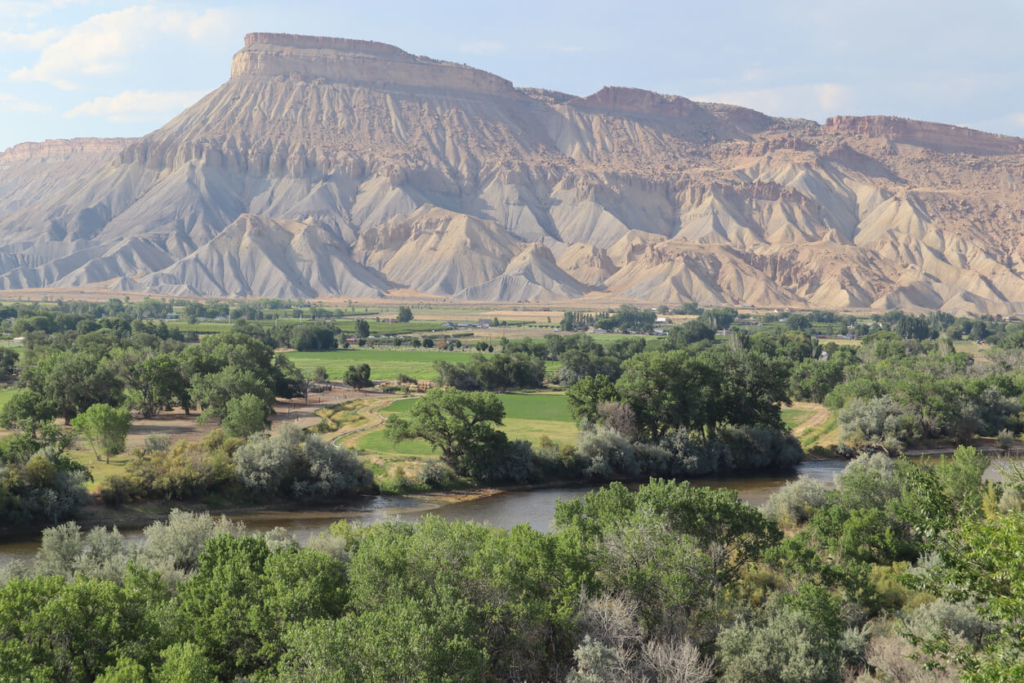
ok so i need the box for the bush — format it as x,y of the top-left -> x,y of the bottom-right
234,424 -> 373,499
717,587 -> 858,683
576,427 -> 639,479
0,447 -> 90,524
291,436 -> 374,498
104,438 -> 236,504
718,425 -> 804,471
418,460 -> 456,489
904,599 -> 997,646
764,476 -> 831,526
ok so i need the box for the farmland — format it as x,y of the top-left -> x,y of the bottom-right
285,348 -> 560,381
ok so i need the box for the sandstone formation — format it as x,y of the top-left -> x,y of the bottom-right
1,32 -> 1023,312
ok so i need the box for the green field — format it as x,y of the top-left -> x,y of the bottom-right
356,392 -> 578,460
781,407 -> 815,430
0,387 -> 16,410
286,348 -> 560,381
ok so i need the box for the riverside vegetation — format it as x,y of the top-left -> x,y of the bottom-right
5,302 -> 1024,520
2,450 -> 1024,681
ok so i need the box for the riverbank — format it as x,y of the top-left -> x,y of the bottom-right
1,461 -> 857,564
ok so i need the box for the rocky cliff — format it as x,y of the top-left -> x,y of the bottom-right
1,32 -> 1023,313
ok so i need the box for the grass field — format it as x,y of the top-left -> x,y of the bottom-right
67,449 -> 133,493
782,406 -> 816,430
353,392 -> 579,463
285,348 -> 560,381
0,386 -> 16,410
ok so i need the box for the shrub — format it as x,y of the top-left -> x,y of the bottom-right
234,424 -> 373,499
904,599 -> 997,646
764,476 -> 831,526
717,587 -> 857,683
103,436 -> 237,504
418,460 -> 456,489
576,427 -> 638,479
291,436 -> 373,498
718,425 -> 804,471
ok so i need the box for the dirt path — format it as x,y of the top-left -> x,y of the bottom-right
332,398 -> 401,447
789,402 -> 831,437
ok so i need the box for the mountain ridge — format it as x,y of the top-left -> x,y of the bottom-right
0,32 -> 1023,313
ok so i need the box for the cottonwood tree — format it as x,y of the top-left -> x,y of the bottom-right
384,388 -> 506,474
71,403 -> 132,463
221,394 -> 270,438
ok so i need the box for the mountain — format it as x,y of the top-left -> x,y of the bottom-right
1,32 -> 1023,313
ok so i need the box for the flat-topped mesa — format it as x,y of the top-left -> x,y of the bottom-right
231,32 -> 518,98
0,138 -> 135,164
567,86 -> 705,117
825,115 -> 1024,155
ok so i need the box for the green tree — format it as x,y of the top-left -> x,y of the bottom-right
566,375 -> 620,424
355,319 -> 370,338
20,350 -> 121,424
110,350 -> 185,419
397,306 -> 414,323
343,364 -> 372,390
222,394 -> 270,438
0,388 -> 58,436
384,388 -> 507,474
71,403 -> 132,463
191,366 -> 274,422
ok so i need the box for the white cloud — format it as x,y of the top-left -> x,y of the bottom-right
459,40 -> 505,55
694,83 -> 853,120
10,5 -> 234,89
0,0 -> 90,20
0,28 -> 61,51
64,89 -> 206,122
0,93 -> 50,113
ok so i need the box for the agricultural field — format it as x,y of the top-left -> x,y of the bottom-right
285,348 -> 561,381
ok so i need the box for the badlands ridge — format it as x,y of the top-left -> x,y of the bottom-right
1,33 -> 1023,313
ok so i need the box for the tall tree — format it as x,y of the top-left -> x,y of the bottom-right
71,403 -> 132,463
384,388 -> 506,473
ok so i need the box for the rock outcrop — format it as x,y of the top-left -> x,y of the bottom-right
1,32 -> 1023,313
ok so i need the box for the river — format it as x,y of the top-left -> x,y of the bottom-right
0,456 -> 1016,566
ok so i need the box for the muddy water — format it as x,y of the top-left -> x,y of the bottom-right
0,456 -> 1015,566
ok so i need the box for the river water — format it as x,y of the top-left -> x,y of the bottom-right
0,456 -> 1015,566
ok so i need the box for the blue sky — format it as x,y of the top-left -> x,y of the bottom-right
1,0 -> 1022,150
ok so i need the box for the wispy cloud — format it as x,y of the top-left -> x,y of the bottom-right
10,5 -> 234,89
0,0 -> 90,19
0,93 -> 51,113
459,40 -> 505,55
65,89 -> 206,122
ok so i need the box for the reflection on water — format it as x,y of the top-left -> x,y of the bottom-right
0,461 -> 846,564
2,455 -> 1018,565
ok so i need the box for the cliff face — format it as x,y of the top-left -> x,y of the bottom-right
1,33 -> 1023,313
230,32 -> 518,97
824,116 -> 1024,154
0,138 -> 135,163
0,137 -> 133,219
